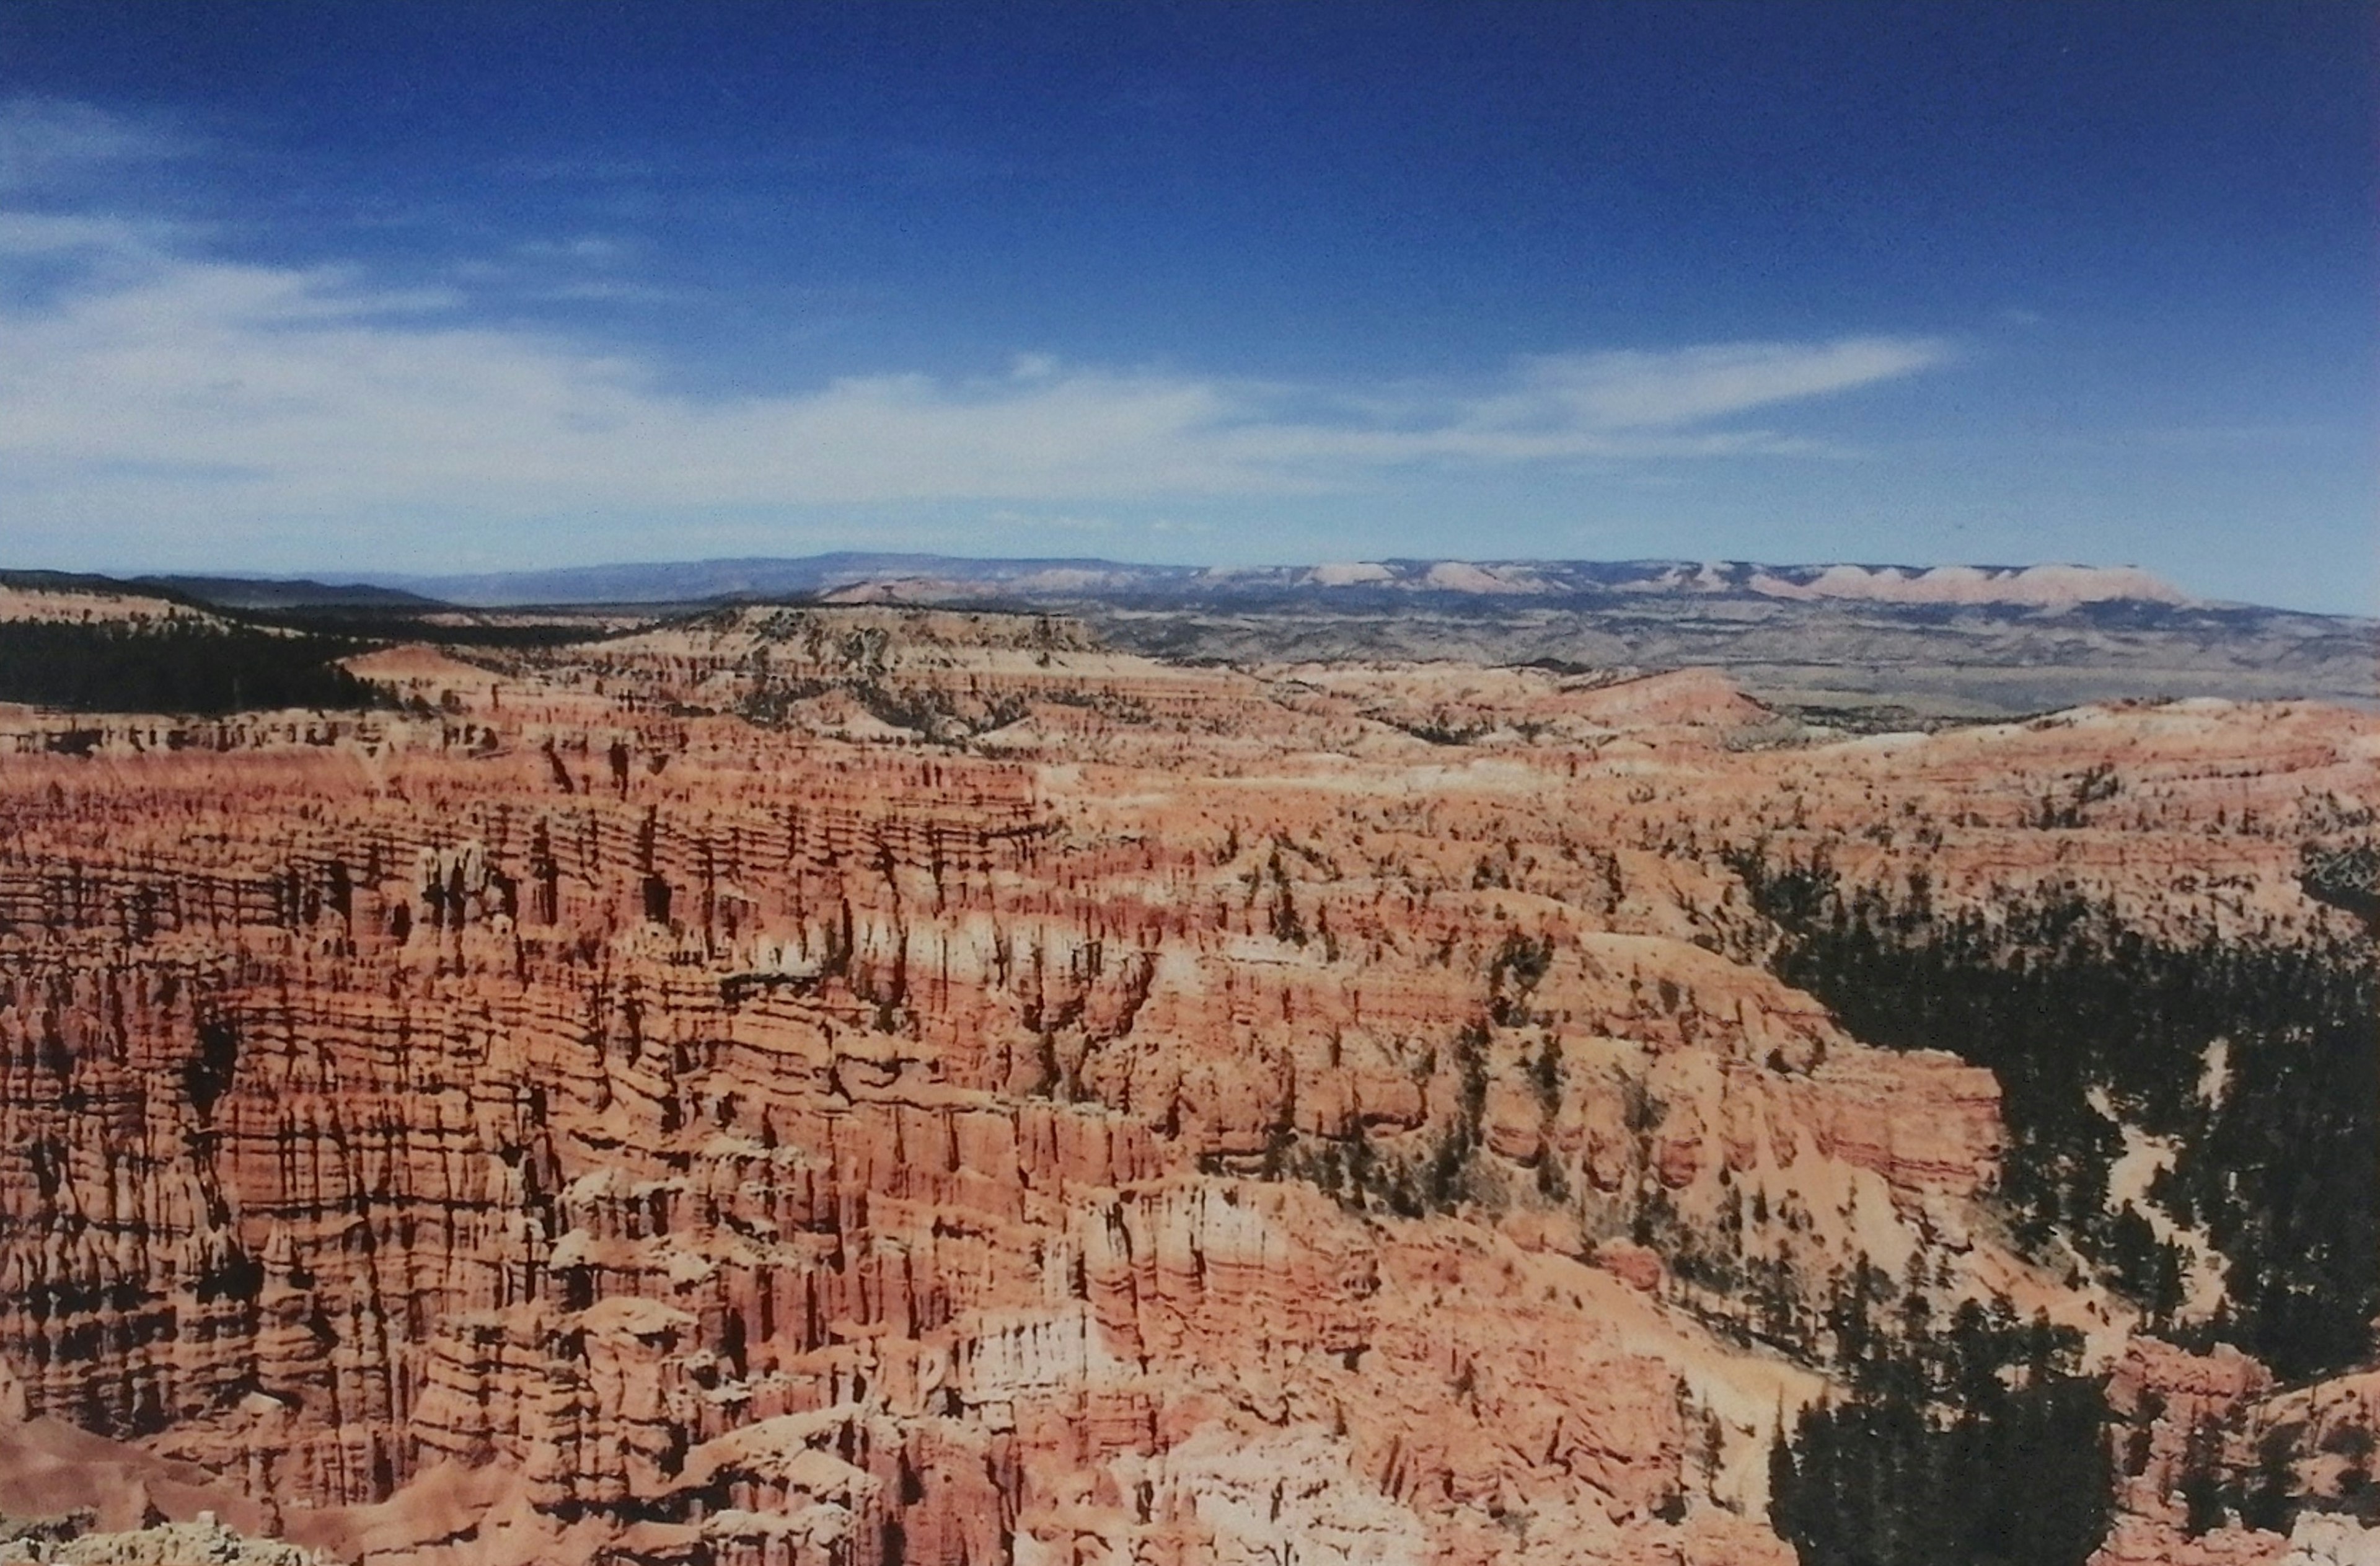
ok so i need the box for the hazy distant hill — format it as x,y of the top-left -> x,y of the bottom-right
140,574 -> 447,611
19,556 -> 2376,720
372,552 -> 1083,607
338,552 -> 2370,719
376,552 -> 2200,611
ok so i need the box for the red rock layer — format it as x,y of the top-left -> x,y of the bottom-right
0,617 -> 2368,1564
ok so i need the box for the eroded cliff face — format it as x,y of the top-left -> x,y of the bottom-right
0,608 -> 2370,1564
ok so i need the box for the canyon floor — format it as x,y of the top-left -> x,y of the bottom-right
0,591 -> 2372,1565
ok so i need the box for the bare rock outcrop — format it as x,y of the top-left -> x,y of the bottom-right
0,606 -> 2368,1562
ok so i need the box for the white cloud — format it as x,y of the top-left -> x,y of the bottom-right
0,97 -> 194,193
0,111 -> 1952,564
0,244 -> 1941,500
1505,339 -> 1949,430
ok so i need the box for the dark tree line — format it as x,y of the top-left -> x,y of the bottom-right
0,621 -> 382,715
2301,842 -> 2380,933
1772,1262 -> 2112,1566
1731,850 -> 2378,1382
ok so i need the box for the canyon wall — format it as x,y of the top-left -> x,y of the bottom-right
0,611 -> 2369,1563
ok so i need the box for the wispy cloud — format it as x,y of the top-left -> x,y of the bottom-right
0,97 -> 1952,564
0,232 -> 1944,501
0,96 -> 196,194
1509,340 -> 1949,430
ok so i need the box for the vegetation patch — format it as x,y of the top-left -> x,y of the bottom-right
0,621 -> 384,715
1771,1266 -> 2112,1566
1732,850 -> 2378,1381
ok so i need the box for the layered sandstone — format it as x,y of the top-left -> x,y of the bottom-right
0,604 -> 2368,1563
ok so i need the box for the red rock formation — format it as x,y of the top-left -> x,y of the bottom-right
0,608 -> 2366,1562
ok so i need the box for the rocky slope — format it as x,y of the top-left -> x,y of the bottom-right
0,602 -> 2369,1564
167,555 -> 2380,720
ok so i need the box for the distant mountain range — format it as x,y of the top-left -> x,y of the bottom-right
15,555 -> 2369,720
137,574 -> 445,611
359,553 -> 2200,611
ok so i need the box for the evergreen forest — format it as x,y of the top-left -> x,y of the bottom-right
1770,1265 -> 2111,1566
0,620 -> 383,716
1734,852 -> 2376,1564
1730,852 -> 2377,1383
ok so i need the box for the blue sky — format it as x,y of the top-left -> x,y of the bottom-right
0,2 -> 2371,611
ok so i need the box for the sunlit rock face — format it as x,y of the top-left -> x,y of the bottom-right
0,604 -> 2370,1565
